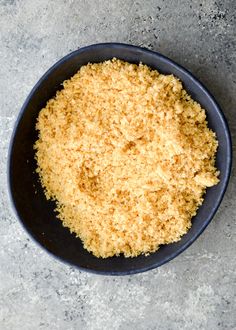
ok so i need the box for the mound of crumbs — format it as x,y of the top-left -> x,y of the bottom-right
34,59 -> 219,258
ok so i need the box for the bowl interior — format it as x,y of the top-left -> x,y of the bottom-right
8,44 -> 231,275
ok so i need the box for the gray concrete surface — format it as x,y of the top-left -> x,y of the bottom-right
0,0 -> 235,329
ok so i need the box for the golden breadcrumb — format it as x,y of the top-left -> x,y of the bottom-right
34,59 -> 219,258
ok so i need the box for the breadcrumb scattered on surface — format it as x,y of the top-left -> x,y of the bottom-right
34,59 -> 219,258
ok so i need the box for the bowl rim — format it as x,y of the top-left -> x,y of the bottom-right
7,42 -> 233,275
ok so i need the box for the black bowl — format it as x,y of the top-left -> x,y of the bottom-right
8,43 -> 232,275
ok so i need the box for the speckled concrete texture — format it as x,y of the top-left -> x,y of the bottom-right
0,0 -> 235,329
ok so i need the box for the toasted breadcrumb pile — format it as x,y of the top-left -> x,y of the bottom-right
34,59 -> 219,258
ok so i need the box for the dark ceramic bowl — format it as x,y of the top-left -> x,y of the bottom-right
8,43 -> 232,275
